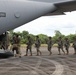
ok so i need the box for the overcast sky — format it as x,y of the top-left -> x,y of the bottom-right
14,11 -> 76,36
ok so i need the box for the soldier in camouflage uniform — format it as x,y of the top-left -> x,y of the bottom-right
64,38 -> 70,55
12,35 -> 21,57
25,36 -> 33,56
5,31 -> 10,50
3,31 -> 10,50
35,36 -> 42,56
0,32 -> 10,50
0,32 -> 6,50
72,37 -> 76,54
47,37 -> 53,55
57,37 -> 65,55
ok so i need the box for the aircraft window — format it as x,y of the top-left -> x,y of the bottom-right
0,12 -> 6,17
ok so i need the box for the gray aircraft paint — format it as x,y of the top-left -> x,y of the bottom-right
0,0 -> 76,35
0,0 -> 56,34
29,0 -> 73,3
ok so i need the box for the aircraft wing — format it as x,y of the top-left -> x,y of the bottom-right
47,0 -> 76,16
50,0 -> 76,15
55,0 -> 76,12
29,0 -> 76,15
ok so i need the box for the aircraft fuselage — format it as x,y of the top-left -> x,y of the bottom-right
0,0 -> 56,34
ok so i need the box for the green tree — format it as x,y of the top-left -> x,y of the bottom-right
53,30 -> 65,43
66,34 -> 76,43
21,31 -> 29,39
20,31 -> 29,43
38,34 -> 48,44
55,30 -> 62,37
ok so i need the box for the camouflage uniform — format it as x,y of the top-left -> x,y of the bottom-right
0,32 -> 7,50
5,32 -> 10,49
12,35 -> 21,56
35,36 -> 42,56
57,37 -> 65,55
72,38 -> 76,54
0,32 -> 10,50
47,37 -> 53,55
64,38 -> 70,55
25,36 -> 32,56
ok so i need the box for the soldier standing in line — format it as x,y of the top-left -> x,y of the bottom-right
57,37 -> 65,55
12,36 -> 17,54
72,37 -> 76,54
47,37 -> 53,55
64,38 -> 70,55
35,36 -> 42,56
25,36 -> 33,56
12,35 -> 21,57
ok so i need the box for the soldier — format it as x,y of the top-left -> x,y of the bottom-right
25,36 -> 33,56
57,37 -> 65,55
0,32 -> 10,50
4,31 -> 10,50
12,35 -> 21,57
47,37 -> 53,55
35,36 -> 42,56
64,38 -> 70,55
72,37 -> 76,54
0,32 -> 7,50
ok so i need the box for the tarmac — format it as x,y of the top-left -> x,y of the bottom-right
0,46 -> 76,75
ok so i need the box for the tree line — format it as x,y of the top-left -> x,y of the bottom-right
10,30 -> 76,44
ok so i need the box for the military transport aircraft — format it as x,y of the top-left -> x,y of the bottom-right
0,0 -> 76,58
